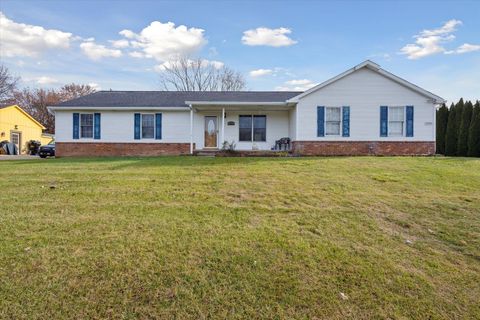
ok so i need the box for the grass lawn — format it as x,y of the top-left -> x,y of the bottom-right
0,156 -> 479,319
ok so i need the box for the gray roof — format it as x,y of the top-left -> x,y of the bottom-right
54,91 -> 302,107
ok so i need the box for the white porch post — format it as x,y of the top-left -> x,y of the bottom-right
221,107 -> 225,145
190,105 -> 194,154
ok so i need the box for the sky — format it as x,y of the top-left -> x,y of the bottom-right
0,0 -> 479,103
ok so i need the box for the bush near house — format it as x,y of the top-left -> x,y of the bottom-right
437,98 -> 480,156
0,156 -> 479,319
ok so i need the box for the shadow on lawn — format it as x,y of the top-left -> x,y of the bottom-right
5,156 -> 478,171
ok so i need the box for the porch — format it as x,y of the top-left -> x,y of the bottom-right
187,102 -> 296,153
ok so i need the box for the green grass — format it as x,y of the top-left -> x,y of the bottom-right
0,156 -> 479,319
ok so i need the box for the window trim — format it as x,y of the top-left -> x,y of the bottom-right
387,106 -> 406,137
141,113 -> 156,140
325,106 -> 342,136
79,113 -> 94,139
239,114 -> 267,142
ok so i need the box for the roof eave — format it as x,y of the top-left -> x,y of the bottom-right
47,106 -> 191,112
185,101 -> 293,106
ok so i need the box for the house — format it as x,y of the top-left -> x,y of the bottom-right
48,61 -> 445,157
0,104 -> 53,154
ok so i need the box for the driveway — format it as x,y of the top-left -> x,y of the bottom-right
0,155 -> 45,160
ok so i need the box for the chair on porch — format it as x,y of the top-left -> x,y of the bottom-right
274,137 -> 291,151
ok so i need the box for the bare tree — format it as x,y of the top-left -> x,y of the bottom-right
0,65 -> 19,103
13,88 -> 60,134
159,57 -> 246,91
13,83 -> 97,133
59,83 -> 97,100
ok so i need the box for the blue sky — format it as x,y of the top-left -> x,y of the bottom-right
1,0 -> 479,103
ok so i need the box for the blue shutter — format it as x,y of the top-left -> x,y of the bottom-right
317,106 -> 325,137
94,113 -> 101,139
406,106 -> 414,137
73,113 -> 79,139
155,113 -> 162,140
342,106 -> 350,137
380,106 -> 388,137
134,113 -> 141,140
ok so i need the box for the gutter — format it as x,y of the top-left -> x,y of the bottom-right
47,106 -> 191,113
184,101 -> 292,106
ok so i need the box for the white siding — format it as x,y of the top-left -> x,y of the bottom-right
193,110 -> 290,150
55,110 -> 191,143
295,67 -> 436,141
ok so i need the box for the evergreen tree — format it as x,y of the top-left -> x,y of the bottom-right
445,102 -> 458,156
436,104 -> 449,154
457,101 -> 473,156
467,101 -> 480,157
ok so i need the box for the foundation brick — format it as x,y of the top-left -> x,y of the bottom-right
291,141 -> 435,156
56,142 -> 192,157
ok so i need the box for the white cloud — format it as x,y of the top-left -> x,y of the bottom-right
154,59 -> 224,72
88,82 -> 101,90
0,12 -> 72,57
242,27 -> 297,47
446,43 -> 480,54
275,79 -> 316,91
119,29 -> 136,39
119,21 -> 207,62
109,39 -> 129,48
36,76 -> 58,85
129,51 -> 145,58
249,68 -> 273,77
80,41 -> 122,60
400,19 -> 479,59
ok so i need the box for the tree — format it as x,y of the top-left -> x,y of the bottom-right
0,64 -> 19,103
468,101 -> 480,157
13,83 -> 97,133
13,88 -> 60,134
159,57 -> 246,91
457,100 -> 473,156
436,104 -> 449,154
59,83 -> 97,100
445,102 -> 458,156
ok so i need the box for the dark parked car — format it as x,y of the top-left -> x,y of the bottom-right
39,142 -> 55,158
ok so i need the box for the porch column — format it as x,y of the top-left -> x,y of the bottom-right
190,105 -> 193,154
221,107 -> 225,145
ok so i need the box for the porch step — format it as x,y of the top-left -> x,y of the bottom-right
194,149 -> 220,157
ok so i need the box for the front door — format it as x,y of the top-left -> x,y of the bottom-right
10,132 -> 21,155
204,116 -> 218,148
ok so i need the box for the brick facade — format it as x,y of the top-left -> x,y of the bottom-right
291,141 -> 435,156
56,142 -> 192,157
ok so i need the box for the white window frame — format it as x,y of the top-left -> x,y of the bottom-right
80,113 -> 94,139
141,113 -> 155,139
325,107 -> 342,136
388,106 -> 405,137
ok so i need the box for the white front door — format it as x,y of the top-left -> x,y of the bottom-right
10,132 -> 21,154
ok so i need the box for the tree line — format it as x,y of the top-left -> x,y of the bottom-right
1,65 -> 97,134
436,98 -> 480,157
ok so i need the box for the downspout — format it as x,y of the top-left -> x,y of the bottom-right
189,104 -> 193,154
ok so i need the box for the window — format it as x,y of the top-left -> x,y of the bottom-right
80,113 -> 93,138
141,114 -> 155,139
388,106 -> 404,136
239,115 -> 252,141
325,107 -> 341,135
239,115 -> 266,142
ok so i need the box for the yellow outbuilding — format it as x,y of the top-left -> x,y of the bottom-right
0,104 -> 53,154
